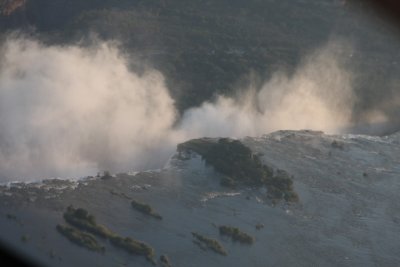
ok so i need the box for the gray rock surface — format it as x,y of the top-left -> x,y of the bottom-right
0,130 -> 399,267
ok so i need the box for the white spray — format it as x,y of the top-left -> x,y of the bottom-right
0,37 -> 361,181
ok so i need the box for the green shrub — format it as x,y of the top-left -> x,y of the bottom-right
178,138 -> 299,203
62,206 -> 156,263
160,254 -> 172,267
110,236 -> 156,264
6,213 -> 17,220
20,234 -> 29,243
218,225 -> 254,244
56,224 -> 105,253
255,223 -> 264,230
192,232 -> 227,256
220,176 -> 236,187
131,199 -> 162,220
63,206 -> 115,238
101,171 -> 113,180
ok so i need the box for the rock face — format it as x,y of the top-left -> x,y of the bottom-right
0,130 -> 399,267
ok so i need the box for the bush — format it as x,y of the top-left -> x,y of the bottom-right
62,206 -> 156,263
56,224 -> 105,253
110,236 -> 155,264
160,254 -> 172,267
131,199 -> 162,220
178,138 -> 299,203
220,176 -> 237,187
63,206 -> 115,238
255,223 -> 264,230
101,171 -> 112,180
218,225 -> 254,244
192,232 -> 227,256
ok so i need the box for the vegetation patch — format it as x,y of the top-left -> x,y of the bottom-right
62,206 -> 156,263
160,254 -> 172,267
109,189 -> 132,200
331,140 -> 344,150
56,224 -> 105,253
218,225 -> 254,244
20,234 -> 29,243
6,213 -> 17,220
101,171 -> 113,180
255,223 -> 264,230
131,199 -> 162,220
110,236 -> 156,264
220,176 -> 237,187
192,232 -> 227,256
63,206 -> 115,238
178,138 -> 299,203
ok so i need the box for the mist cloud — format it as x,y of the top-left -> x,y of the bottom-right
179,41 -> 355,137
0,37 -> 177,180
0,37 -> 376,181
